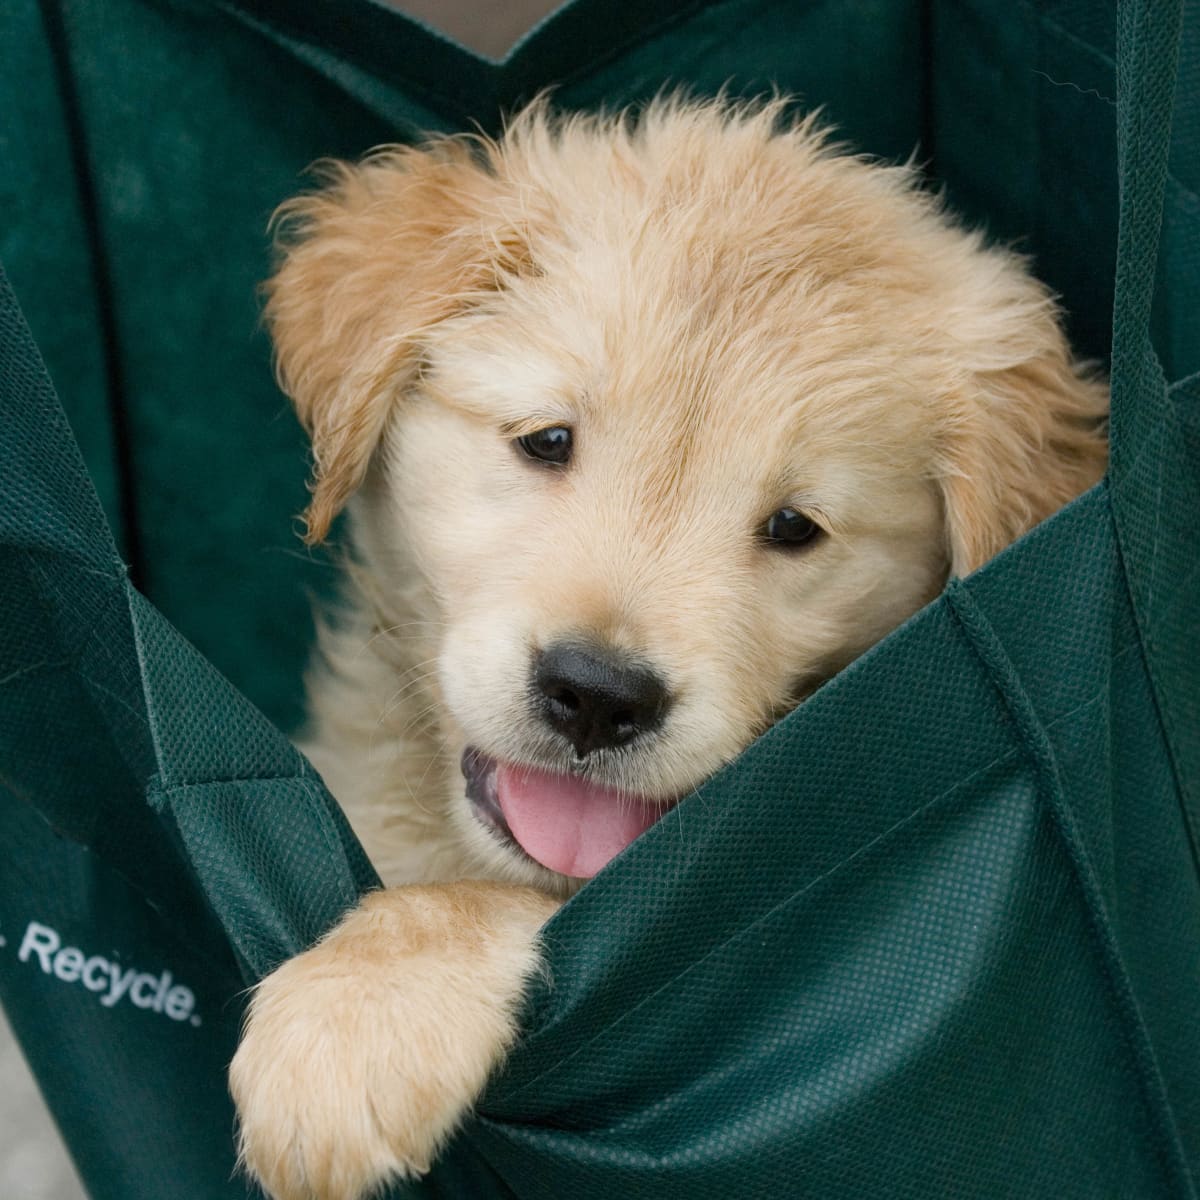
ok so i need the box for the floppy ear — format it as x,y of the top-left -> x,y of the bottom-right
265,141 -> 532,543
936,263 -> 1109,577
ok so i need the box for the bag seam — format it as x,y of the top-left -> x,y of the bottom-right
945,578 -> 1196,1198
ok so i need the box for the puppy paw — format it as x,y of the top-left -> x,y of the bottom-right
229,882 -> 559,1200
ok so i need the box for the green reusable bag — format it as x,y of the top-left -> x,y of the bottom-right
1,1 -> 1197,1197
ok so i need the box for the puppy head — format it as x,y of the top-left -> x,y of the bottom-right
269,100 -> 1107,886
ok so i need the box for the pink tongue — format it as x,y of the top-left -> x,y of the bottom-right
495,762 -> 664,878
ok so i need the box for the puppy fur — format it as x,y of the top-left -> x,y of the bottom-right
230,98 -> 1108,1200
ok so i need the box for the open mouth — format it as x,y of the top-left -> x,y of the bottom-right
461,747 -> 674,879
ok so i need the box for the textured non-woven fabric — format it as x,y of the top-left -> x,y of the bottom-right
0,1 -> 1197,1197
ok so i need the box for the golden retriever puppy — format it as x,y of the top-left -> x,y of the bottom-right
230,98 -> 1107,1200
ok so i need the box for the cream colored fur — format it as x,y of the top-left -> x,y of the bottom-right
230,98 -> 1108,1200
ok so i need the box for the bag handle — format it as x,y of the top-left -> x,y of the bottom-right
1109,0 -> 1184,474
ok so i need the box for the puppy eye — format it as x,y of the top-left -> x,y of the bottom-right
762,507 -> 823,549
516,426 -> 573,466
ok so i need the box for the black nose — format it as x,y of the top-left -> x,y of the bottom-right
534,643 -> 669,758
